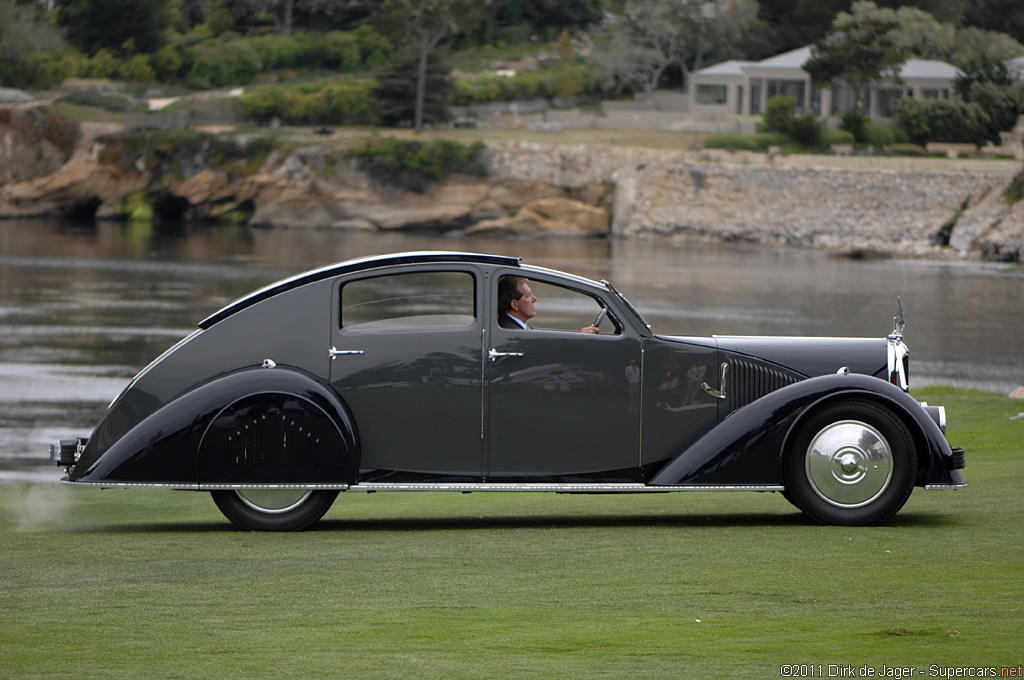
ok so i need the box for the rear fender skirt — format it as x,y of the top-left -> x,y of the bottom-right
648,373 -> 959,487
70,367 -> 357,485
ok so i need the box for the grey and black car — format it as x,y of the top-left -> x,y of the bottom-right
52,251 -> 966,530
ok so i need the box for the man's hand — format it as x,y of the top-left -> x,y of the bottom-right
581,325 -> 600,334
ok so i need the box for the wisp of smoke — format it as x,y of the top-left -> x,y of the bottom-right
4,483 -> 74,532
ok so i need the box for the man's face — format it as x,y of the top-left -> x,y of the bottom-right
510,282 -> 537,320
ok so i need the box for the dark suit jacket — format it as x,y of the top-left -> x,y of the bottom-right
498,313 -> 529,330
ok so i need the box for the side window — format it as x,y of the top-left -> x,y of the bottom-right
341,271 -> 475,331
499,277 -> 619,334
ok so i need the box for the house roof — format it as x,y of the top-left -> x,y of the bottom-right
744,46 -> 814,71
892,59 -> 961,80
1008,55 -> 1024,77
696,47 -> 959,81
695,60 -> 756,77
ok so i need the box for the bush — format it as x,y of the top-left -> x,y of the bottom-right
762,95 -> 795,134
887,143 -> 928,156
704,132 -> 791,152
839,108 -> 870,143
239,79 -> 376,126
761,95 -> 823,149
789,112 -> 822,147
821,129 -> 855,146
894,97 -> 990,146
350,138 -> 487,191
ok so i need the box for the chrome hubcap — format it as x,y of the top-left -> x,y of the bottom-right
805,420 -> 893,508
235,489 -> 312,513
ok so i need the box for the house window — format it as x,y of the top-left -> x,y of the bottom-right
766,79 -> 806,108
736,85 -> 744,114
876,88 -> 902,117
696,84 -> 728,105
921,88 -> 941,99
750,79 -> 762,115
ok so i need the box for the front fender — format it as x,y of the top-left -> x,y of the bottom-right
70,367 -> 357,486
648,374 -> 957,487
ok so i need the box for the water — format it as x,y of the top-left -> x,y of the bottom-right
2,218 -> 1021,481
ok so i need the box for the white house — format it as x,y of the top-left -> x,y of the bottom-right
1008,55 -> 1024,79
690,45 -> 962,126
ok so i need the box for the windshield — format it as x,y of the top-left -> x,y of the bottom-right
603,280 -> 650,331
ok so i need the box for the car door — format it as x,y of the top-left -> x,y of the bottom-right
328,267 -> 483,479
484,274 -> 642,480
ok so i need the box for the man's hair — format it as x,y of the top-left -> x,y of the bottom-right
498,276 -> 527,312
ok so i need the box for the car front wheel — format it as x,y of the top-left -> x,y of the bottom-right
785,399 -> 917,526
211,489 -> 339,531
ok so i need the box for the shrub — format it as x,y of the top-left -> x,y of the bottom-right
1005,172 -> 1024,206
839,108 -> 870,143
240,80 -> 378,126
788,112 -> 822,147
887,143 -> 928,156
894,97 -> 990,146
349,138 -> 487,191
762,95 -> 796,134
761,95 -> 823,149
821,129 -> 855,146
704,132 -> 791,152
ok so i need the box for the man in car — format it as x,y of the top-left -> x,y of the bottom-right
498,276 -> 599,334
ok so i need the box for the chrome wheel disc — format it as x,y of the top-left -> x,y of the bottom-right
805,420 -> 893,509
235,489 -> 312,513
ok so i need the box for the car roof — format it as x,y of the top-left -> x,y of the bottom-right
199,251 -> 521,329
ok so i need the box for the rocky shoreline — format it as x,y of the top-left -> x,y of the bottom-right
1,115 -> 1023,262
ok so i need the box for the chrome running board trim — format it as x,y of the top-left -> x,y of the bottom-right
924,483 -> 967,490
62,480 -> 785,493
349,483 -> 784,493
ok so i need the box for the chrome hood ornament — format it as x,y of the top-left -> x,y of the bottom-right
890,296 -> 906,341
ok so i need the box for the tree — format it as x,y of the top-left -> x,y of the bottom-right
372,49 -> 454,128
954,55 -> 1024,143
803,2 -> 905,108
963,0 -> 1024,48
0,0 -> 64,87
552,29 -> 584,100
57,0 -> 176,55
809,1 -> 1024,74
592,0 -> 737,106
755,0 -> 852,55
376,0 -> 483,134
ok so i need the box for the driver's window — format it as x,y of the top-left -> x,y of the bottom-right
499,277 -> 619,334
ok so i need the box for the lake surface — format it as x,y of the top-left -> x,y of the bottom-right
2,218 -> 1021,482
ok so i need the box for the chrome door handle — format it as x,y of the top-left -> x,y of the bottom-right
702,362 -> 728,400
329,346 -> 365,360
488,348 -> 525,362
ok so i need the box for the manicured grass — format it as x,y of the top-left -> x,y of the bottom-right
1,387 -> 1021,679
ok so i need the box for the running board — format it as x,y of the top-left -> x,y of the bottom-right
350,483 -> 785,493
63,480 -> 785,493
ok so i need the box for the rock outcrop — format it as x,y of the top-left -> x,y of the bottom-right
2,116 -> 1024,260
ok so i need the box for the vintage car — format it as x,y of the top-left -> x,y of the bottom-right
52,251 -> 966,530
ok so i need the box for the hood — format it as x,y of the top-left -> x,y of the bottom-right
713,336 -> 889,379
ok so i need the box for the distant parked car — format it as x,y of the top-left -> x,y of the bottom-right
53,252 -> 965,530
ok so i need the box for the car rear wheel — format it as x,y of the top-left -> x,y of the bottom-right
785,399 -> 917,526
211,489 -> 339,531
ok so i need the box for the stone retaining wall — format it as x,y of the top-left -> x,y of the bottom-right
484,142 -> 1024,259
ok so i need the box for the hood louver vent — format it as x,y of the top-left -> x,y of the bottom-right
727,358 -> 802,412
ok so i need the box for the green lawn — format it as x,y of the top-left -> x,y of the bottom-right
1,387 -> 1021,679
